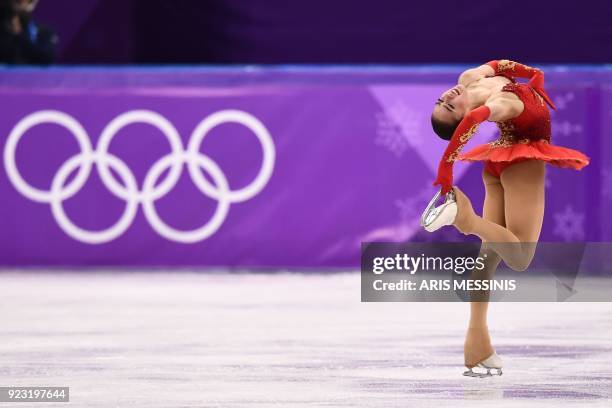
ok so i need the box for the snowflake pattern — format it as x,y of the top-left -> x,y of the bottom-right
553,92 -> 575,111
553,205 -> 585,241
375,112 -> 408,157
375,101 -> 423,157
552,120 -> 583,138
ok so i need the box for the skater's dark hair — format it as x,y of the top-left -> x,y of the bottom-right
431,115 -> 459,141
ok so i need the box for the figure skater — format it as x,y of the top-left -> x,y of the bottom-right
421,59 -> 589,377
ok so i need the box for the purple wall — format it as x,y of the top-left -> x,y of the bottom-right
33,1 -> 612,64
0,66 -> 608,267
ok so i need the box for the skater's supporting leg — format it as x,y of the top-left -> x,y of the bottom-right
469,169 -> 504,319
466,170 -> 504,367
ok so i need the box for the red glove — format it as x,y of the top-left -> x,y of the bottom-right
486,59 -> 556,110
434,106 -> 491,194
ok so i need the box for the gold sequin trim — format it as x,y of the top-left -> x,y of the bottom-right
489,121 -> 551,148
497,60 -> 539,79
490,138 -> 514,148
490,121 -> 516,147
446,123 -> 479,163
498,121 -> 514,138
497,59 -> 517,72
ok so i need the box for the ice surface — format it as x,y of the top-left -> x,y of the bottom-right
0,271 -> 611,407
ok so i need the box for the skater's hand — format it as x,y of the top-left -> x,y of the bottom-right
433,172 -> 453,195
527,68 -> 545,89
434,158 -> 453,194
529,71 -> 556,110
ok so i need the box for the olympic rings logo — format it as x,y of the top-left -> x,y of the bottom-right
3,109 -> 275,244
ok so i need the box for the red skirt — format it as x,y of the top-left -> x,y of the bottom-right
458,140 -> 590,178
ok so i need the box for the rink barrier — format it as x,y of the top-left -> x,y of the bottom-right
0,66 -> 610,267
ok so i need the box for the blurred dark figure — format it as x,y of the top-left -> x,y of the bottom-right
0,0 -> 56,64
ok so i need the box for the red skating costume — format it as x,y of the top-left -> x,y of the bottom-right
434,60 -> 590,194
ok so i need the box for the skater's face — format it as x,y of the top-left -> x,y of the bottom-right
432,84 -> 469,125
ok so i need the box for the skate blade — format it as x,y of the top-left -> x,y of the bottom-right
463,367 -> 503,378
420,190 -> 457,232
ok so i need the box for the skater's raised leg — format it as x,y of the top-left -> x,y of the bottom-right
452,160 -> 545,271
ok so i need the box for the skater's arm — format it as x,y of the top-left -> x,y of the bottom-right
458,64 -> 496,86
434,105 -> 491,194
486,59 -> 556,109
486,59 -> 541,81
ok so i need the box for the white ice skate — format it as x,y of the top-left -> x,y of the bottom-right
420,189 -> 457,232
463,352 -> 503,378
